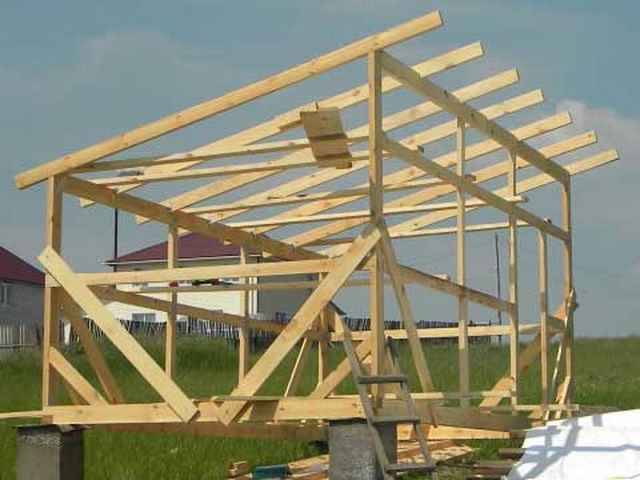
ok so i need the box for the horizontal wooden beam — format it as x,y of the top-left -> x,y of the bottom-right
379,50 -> 569,184
60,259 -> 334,286
15,11 -> 443,189
92,287 -> 287,334
225,196 -> 525,229
63,176 -> 323,261
382,136 -> 570,241
73,136 -> 370,173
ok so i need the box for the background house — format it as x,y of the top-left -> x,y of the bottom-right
0,246 -> 44,347
104,233 -> 315,327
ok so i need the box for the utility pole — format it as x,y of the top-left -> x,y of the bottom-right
494,233 -> 503,345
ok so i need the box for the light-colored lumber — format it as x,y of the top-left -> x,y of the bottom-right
38,247 -> 199,422
561,179 -> 575,407
456,118 -> 470,408
144,68 -> 518,225
224,197 -> 525,230
284,338 -> 313,397
166,224 -> 178,378
63,176 -> 323,262
49,347 -> 108,406
59,293 -> 125,404
289,113 -> 573,248
218,224 -> 381,425
301,108 -> 352,168
538,231 -> 549,406
507,150 -> 520,405
382,136 -> 570,241
93,286 -> 286,335
238,246 -> 250,382
15,11 -> 443,189
378,50 -> 569,183
42,176 -> 63,408
368,50 -> 385,404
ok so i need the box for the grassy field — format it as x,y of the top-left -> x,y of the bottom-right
0,336 -> 638,479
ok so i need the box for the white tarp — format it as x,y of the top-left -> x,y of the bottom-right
508,409 -> 640,480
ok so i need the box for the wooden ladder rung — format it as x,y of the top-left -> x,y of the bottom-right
357,374 -> 407,385
385,462 -> 436,474
372,415 -> 420,424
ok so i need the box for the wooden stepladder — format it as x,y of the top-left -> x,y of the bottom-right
340,317 -> 438,479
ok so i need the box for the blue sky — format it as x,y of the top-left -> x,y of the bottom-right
1,1 -> 638,336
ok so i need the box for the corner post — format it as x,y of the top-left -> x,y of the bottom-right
507,150 -> 520,405
561,180 -> 574,403
538,230 -> 549,407
165,224 -> 178,378
456,117 -> 470,407
368,49 -> 385,403
42,175 -> 63,408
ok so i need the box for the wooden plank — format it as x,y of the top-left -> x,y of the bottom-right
311,337 -> 372,399
42,176 -> 63,408
387,148 -> 618,241
15,11 -> 443,188
301,108 -> 352,168
289,113 -> 574,248
218,225 -> 382,425
166,224 -> 178,378
538,231 -> 549,406
63,176 -> 324,262
332,323 -> 541,341
59,293 -> 125,404
93,286 -> 287,335
38,248 -> 198,422
49,347 -> 108,406
456,118 -> 470,408
143,67 -> 517,224
368,50 -> 385,404
238,246 -> 250,382
284,338 -> 314,397
378,50 -> 569,183
507,150 -> 520,405
382,136 -> 570,241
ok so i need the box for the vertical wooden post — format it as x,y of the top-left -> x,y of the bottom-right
538,231 -> 549,406
42,176 -> 63,408
561,181 -> 574,404
165,224 -> 178,378
507,151 -> 520,405
317,273 -> 330,386
368,49 -> 385,403
456,117 -> 470,407
238,246 -> 250,382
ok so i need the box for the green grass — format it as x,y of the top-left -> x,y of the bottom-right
1,336 -> 639,479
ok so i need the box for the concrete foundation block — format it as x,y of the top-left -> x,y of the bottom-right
16,425 -> 84,480
328,419 -> 397,480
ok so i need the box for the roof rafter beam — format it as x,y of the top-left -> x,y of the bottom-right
137,66 -> 516,224
16,10 -> 444,189
382,135 -> 569,241
378,50 -> 570,184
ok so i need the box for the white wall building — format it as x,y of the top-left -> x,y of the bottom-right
104,233 -> 315,325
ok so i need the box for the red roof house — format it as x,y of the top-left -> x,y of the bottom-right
0,246 -> 44,286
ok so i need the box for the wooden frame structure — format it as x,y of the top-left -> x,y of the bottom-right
6,11 -> 619,441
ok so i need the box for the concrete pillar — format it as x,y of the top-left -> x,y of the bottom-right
16,425 -> 84,480
328,419 -> 397,480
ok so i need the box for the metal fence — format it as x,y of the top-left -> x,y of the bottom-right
0,319 -> 40,350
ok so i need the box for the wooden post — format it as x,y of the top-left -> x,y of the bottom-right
42,176 -> 63,407
538,231 -> 549,406
238,246 -> 250,382
507,150 -> 520,405
456,117 -> 470,407
368,49 -> 385,403
317,274 -> 330,386
561,180 -> 574,404
165,224 -> 178,378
